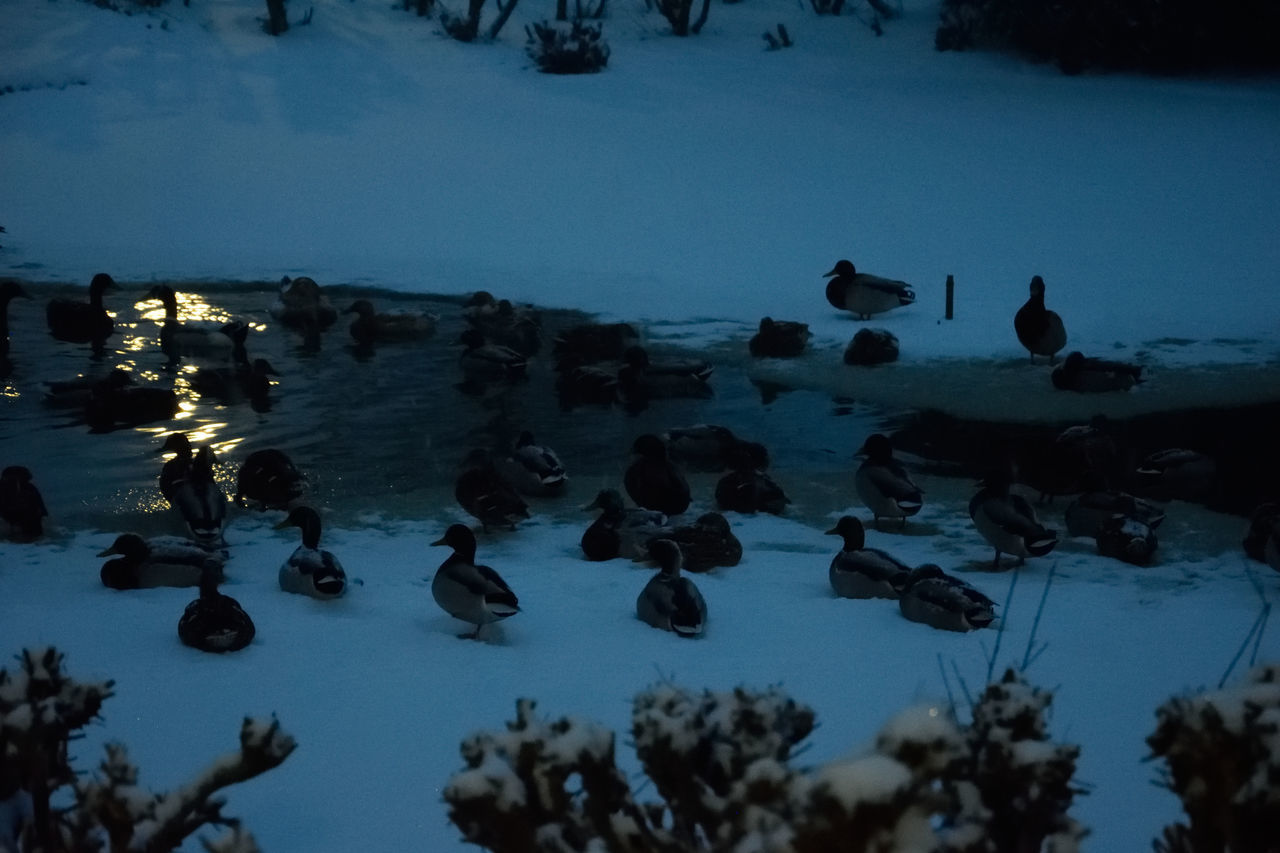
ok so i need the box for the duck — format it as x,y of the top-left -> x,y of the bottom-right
144,284 -> 236,364
1051,351 -> 1144,392
554,353 -> 619,408
455,448 -> 530,531
636,539 -> 707,637
1132,448 -> 1219,504
826,515 -> 912,599
158,437 -> 228,548
581,488 -> 672,562
1243,503 -> 1280,566
552,321 -> 641,363
624,434 -> 692,516
616,345 -> 713,409
648,512 -> 741,572
748,317 -> 810,358
98,533 -> 226,590
84,370 -> 179,431
0,465 -> 48,542
1,280 -> 31,358
274,506 -> 347,599
898,564 -> 997,632
843,328 -> 900,365
968,470 -> 1058,569
853,433 -> 923,528
823,259 -> 916,320
1095,514 -> 1158,566
190,358 -> 278,408
493,431 -> 568,497
1064,488 -> 1166,539
177,564 -> 255,653
663,424 -> 764,473
462,292 -> 541,356
42,368 -> 134,409
269,275 -> 338,339
458,328 -> 528,384
234,449 -> 305,511
46,272 -> 115,349
430,523 -> 520,639
1014,275 -> 1067,364
715,443 -> 789,515
343,298 -> 438,346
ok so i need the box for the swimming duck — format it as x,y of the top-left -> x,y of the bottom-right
42,368 -> 134,409
1051,351 -> 1144,393
0,465 -> 48,541
823,259 -> 916,320
269,276 -> 338,339
1,280 -> 30,358
46,272 -> 115,350
898,564 -> 997,632
1243,503 -> 1280,566
458,328 -> 528,383
456,448 -> 530,531
552,321 -> 641,363
344,298 -> 438,346
430,523 -> 520,639
826,515 -> 912,599
190,358 -> 278,408
854,433 -> 923,528
748,317 -> 810,358
968,470 -> 1057,569
1095,514 -> 1158,566
1064,488 -> 1165,538
234,449 -> 306,511
275,506 -> 347,599
494,431 -> 568,497
647,511 -> 741,572
84,370 -> 179,431
581,488 -> 672,562
1132,448 -> 1219,504
843,328 -> 900,365
177,565 -> 256,653
663,424 -> 765,473
625,433 -> 692,516
554,353 -> 619,408
463,292 -> 542,356
158,437 -> 228,548
1014,275 -> 1067,364
715,443 -> 789,515
144,284 -> 236,364
636,538 -> 707,637
616,346 -> 713,411
98,532 -> 226,590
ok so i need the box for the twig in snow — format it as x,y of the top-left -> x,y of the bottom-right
986,568 -> 1019,683
1022,562 -> 1057,671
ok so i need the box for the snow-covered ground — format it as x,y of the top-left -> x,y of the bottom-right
2,0 -> 1279,850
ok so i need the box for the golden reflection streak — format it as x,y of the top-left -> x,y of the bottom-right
134,291 -> 233,325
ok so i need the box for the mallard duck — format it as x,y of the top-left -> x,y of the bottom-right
823,259 -> 916,320
494,431 -> 568,496
158,438 -> 227,548
581,488 -> 672,562
625,434 -> 691,516
1,280 -> 30,358
854,433 -> 923,527
843,328 -> 900,365
42,368 -> 133,409
190,358 -> 277,408
343,298 -> 438,346
636,538 -> 706,637
98,533 -> 225,590
463,292 -> 541,356
649,512 -> 741,572
1014,275 -> 1067,364
458,328 -> 528,383
46,272 -> 115,349
898,564 -> 996,632
826,515 -> 912,599
1064,489 -> 1165,538
178,565 -> 255,653
144,284 -> 236,363
715,443 -> 788,515
430,523 -> 520,639
663,424 -> 765,473
455,448 -> 529,531
234,449 -> 305,510
617,345 -> 713,409
1244,503 -> 1280,566
1095,514 -> 1158,566
552,321 -> 640,363
269,275 -> 338,337
748,317 -> 810,358
84,370 -> 179,431
968,470 -> 1057,569
274,506 -> 347,599
0,465 -> 48,542
554,353 -> 619,408
1051,351 -> 1143,392
1133,448 -> 1219,503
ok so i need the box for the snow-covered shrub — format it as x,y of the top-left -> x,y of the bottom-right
525,20 -> 610,74
0,646 -> 295,853
1148,662 -> 1280,853
440,0 -> 521,41
650,0 -> 711,36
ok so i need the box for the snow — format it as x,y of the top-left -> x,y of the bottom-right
2,0 -> 1280,851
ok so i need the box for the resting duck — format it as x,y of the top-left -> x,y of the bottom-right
494,431 -> 568,497
458,328 -> 528,383
636,538 -> 706,638
344,298 -> 438,346
463,292 -> 542,356
84,370 -> 179,431
1064,488 -> 1165,539
854,433 -> 923,528
1095,514 -> 1158,566
430,523 -> 520,639
554,353 -> 619,408
178,565 -> 255,653
581,488 -> 672,562
1051,351 -> 1144,392
269,276 -> 338,339
1243,503 -> 1280,566
46,272 -> 115,349
274,506 -> 347,599
234,449 -> 306,510
617,345 -> 713,410
158,435 -> 227,548
1014,275 -> 1067,364
552,321 -> 641,363
625,433 -> 692,516
843,328 -> 900,365
898,564 -> 997,632
826,515 -> 912,600
968,470 -> 1057,569
98,533 -> 226,590
714,443 -> 788,515
1,280 -> 30,358
1132,448 -> 1219,504
144,284 -> 236,364
663,424 -> 764,473
455,448 -> 529,531
649,512 -> 741,572
0,465 -> 48,541
748,317 -> 810,358
823,259 -> 916,320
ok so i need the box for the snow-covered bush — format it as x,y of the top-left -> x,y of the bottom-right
525,20 -> 610,74
0,646 -> 295,853
651,0 -> 711,37
440,0 -> 521,42
1148,662 -> 1280,853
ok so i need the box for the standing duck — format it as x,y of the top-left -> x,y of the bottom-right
649,512 -> 741,572
494,431 -> 568,497
898,564 -> 997,632
144,284 -> 236,364
430,523 -> 520,639
234,448 -> 306,511
581,488 -> 672,562
46,272 -> 115,350
1014,275 -> 1067,364
823,259 -> 916,320
0,465 -> 49,541
854,433 -> 923,528
1051,351 -> 1143,392
178,565 -> 255,653
625,434 -> 692,516
456,449 -> 530,531
826,515 -> 912,600
636,538 -> 707,638
274,506 -> 347,599
748,317 -> 810,358
343,298 -> 438,346
98,533 -> 226,590
968,470 -> 1058,569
